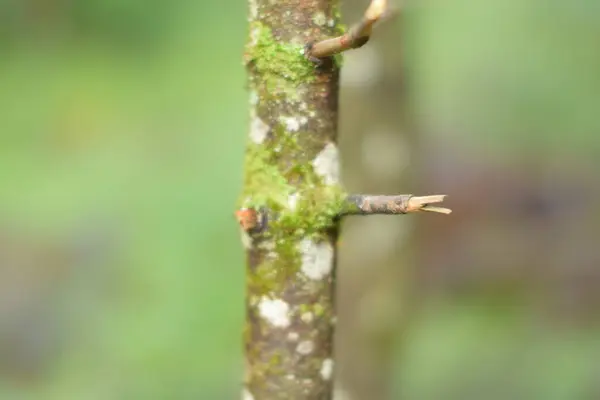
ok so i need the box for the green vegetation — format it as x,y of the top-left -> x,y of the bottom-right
245,23 -> 317,85
1,0 -> 600,399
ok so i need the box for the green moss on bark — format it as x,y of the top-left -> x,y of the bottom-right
240,105 -> 346,298
240,100 -> 345,241
240,132 -> 344,298
241,143 -> 345,238
245,23 -> 317,99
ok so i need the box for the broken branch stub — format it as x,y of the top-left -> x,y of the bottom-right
235,194 -> 451,232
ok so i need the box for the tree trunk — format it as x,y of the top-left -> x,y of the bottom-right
239,1 -> 343,399
237,1 -> 450,399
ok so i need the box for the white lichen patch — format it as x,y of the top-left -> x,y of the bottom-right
287,332 -> 299,342
258,297 -> 290,328
312,143 -> 340,185
296,340 -> 314,355
249,25 -> 261,46
301,312 -> 314,324
240,229 -> 252,249
242,387 -> 255,400
250,115 -> 270,144
248,0 -> 258,19
288,193 -> 299,210
312,11 -> 327,26
298,239 -> 334,280
258,239 -> 275,251
320,358 -> 334,381
249,295 -> 260,307
280,116 -> 303,132
249,90 -> 258,106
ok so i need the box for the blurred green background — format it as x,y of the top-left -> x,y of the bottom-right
1,0 -> 599,399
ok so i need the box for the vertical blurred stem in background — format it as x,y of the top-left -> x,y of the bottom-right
335,2 -> 412,399
238,0 -> 342,398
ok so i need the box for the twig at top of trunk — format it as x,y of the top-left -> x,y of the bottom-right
305,0 -> 396,61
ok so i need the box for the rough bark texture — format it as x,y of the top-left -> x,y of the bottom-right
239,1 -> 343,399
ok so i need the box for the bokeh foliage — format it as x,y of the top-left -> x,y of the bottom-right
1,0 -> 599,399
1,1 -> 247,398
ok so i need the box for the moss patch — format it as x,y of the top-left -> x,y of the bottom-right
246,23 -> 317,85
240,131 -> 344,296
241,17 -> 344,297
240,139 -> 345,239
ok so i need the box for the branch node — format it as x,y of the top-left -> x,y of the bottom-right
303,42 -> 325,66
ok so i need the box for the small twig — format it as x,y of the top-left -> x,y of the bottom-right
235,194 -> 449,232
342,194 -> 452,216
305,0 -> 391,60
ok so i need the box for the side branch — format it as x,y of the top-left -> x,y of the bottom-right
235,195 -> 450,232
342,194 -> 452,216
305,0 -> 390,60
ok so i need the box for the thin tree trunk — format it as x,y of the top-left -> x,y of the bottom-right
237,1 -> 449,399
239,1 -> 342,399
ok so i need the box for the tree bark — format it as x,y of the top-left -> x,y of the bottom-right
238,2 -> 450,399
239,1 -> 343,399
